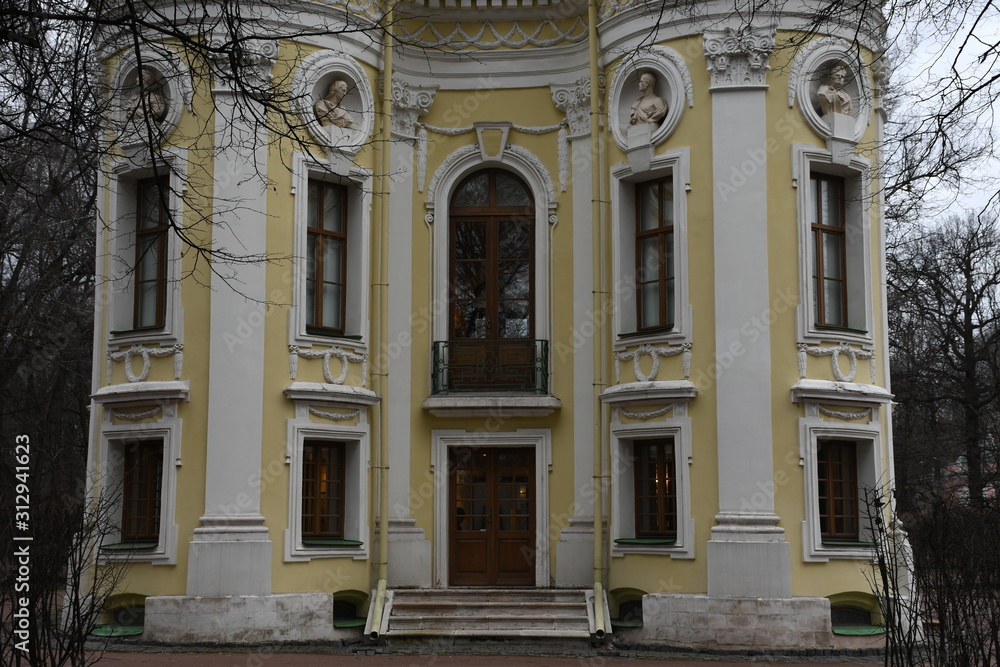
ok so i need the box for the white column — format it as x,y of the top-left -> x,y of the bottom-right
187,48 -> 274,597
551,80 -> 596,587
384,79 -> 435,587
703,26 -> 791,599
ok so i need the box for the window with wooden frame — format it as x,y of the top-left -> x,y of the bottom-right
449,169 -> 535,341
810,174 -> 847,328
634,438 -> 677,538
133,178 -> 169,330
301,440 -> 346,540
635,177 -> 675,331
122,440 -> 164,542
817,439 -> 859,542
306,181 -> 348,335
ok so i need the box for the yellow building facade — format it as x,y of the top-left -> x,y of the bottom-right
89,0 -> 894,649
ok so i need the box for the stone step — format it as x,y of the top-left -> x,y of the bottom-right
391,601 -> 586,616
383,588 -> 593,639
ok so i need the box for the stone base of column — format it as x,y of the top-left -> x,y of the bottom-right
707,513 -> 791,598
187,515 -> 271,596
385,517 -> 432,587
637,593 -> 832,650
144,594 -> 338,643
555,516 -> 595,587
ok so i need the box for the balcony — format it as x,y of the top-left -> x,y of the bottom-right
431,339 -> 549,394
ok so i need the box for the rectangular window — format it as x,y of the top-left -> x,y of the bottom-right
122,440 -> 163,542
634,438 -> 677,538
133,178 -> 168,330
302,440 -> 346,539
817,439 -> 858,541
810,174 -> 847,328
635,178 -> 675,331
306,181 -> 348,334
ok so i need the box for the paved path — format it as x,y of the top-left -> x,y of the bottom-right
91,650 -> 880,666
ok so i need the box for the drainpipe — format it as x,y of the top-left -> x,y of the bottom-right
368,7 -> 394,641
588,0 -> 607,642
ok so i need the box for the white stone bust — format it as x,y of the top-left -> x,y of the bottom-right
314,80 -> 355,128
127,84 -> 167,124
816,65 -> 853,116
629,72 -> 668,126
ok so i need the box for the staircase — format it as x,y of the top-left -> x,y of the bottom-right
378,588 -> 598,638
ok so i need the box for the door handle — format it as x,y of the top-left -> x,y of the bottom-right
487,508 -> 493,525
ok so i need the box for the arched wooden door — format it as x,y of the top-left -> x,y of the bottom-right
447,169 -> 536,391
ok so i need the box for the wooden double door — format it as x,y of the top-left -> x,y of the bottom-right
448,447 -> 535,586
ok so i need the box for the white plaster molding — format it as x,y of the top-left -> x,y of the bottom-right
110,406 -> 163,422
617,404 -> 673,420
787,37 -> 872,147
308,406 -> 361,421
292,50 -> 374,161
703,26 -> 776,89
791,378 -> 892,407
93,380 -> 190,407
206,34 -> 278,90
797,342 -> 876,383
418,125 -> 563,195
609,46 -> 692,152
283,381 -> 379,408
421,394 -> 561,418
550,75 -> 602,137
600,380 -> 697,407
391,77 -> 437,137
106,344 -> 183,383
289,345 -> 368,387
818,405 -> 872,421
397,17 -> 588,50
613,342 -> 691,383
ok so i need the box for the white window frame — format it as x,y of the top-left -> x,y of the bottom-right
98,417 -> 181,565
611,148 -> 691,349
799,413 -> 882,562
106,149 -> 186,346
284,417 -> 369,562
610,411 -> 694,559
793,144 -> 874,346
289,152 -> 371,351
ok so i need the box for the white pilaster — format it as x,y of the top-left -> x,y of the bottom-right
551,79 -> 596,586
703,26 -> 791,599
187,46 -> 274,597
384,80 -> 435,587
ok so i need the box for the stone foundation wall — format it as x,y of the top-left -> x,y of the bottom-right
639,593 -> 833,650
144,593 -> 337,643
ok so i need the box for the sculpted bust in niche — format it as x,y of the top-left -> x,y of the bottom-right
629,72 -> 668,126
315,80 -> 355,128
816,65 -> 853,116
127,83 -> 167,124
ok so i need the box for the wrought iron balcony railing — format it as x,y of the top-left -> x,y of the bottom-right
431,340 -> 549,394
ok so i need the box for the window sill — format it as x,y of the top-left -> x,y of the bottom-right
93,380 -> 191,407
100,541 -> 159,551
304,330 -> 364,341
614,537 -> 676,546
821,539 -> 874,548
791,379 -> 892,407
600,380 -> 697,407
618,326 -> 675,340
302,539 -> 364,548
422,394 -> 561,418
108,328 -> 178,347
613,329 -> 687,351
832,625 -> 886,636
611,619 -> 644,629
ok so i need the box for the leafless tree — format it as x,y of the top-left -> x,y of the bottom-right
889,213 -> 1000,506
